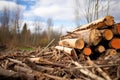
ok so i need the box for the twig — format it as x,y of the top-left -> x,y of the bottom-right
14,65 -> 33,74
27,57 -> 69,68
25,59 -> 54,72
0,66 -> 34,80
87,57 -> 112,80
0,66 -> 17,77
36,39 -> 55,57
44,73 -> 68,80
72,60 -> 105,80
8,58 -> 29,68
73,64 -> 119,69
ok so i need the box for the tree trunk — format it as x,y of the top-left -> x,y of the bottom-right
62,29 -> 102,46
59,38 -> 84,49
55,46 -> 77,59
72,16 -> 114,31
112,23 -> 120,35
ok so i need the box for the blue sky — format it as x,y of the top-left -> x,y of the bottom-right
0,0 -> 120,33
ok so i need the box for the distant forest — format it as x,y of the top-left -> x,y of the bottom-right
0,7 -> 61,49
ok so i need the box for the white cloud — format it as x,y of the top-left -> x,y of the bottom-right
52,25 -> 75,34
23,0 -> 120,33
0,1 -> 26,11
23,0 -> 77,34
23,0 -> 75,21
21,19 -> 75,34
24,0 -> 120,22
21,20 -> 48,33
1,0 -> 120,34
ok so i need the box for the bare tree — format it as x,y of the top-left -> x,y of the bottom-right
9,1 -> 23,47
0,7 -> 10,45
84,0 -> 99,23
12,6 -> 22,33
75,0 -> 110,23
32,17 -> 42,46
47,18 -> 53,43
74,0 -> 81,26
79,0 -> 111,23
94,0 -> 99,20
107,0 -> 110,15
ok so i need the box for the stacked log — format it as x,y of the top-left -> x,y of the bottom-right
55,15 -> 120,59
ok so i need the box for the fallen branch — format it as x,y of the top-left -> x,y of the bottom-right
8,58 -> 28,68
36,39 -> 55,57
0,66 -> 34,80
44,73 -> 68,80
27,57 -> 69,68
72,61 -> 105,80
14,65 -> 33,74
87,57 -> 112,80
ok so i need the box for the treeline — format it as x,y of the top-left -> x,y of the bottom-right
0,7 -> 61,49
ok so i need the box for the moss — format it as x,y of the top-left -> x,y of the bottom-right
19,47 -> 34,51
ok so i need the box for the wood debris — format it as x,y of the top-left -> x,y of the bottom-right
0,16 -> 120,80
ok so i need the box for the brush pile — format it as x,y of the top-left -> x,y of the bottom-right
0,16 -> 120,80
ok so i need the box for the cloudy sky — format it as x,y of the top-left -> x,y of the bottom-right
0,0 -> 120,33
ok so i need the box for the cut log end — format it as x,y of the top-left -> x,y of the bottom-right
103,29 -> 113,40
96,45 -> 105,53
109,38 -> 120,49
75,39 -> 84,49
105,16 -> 114,26
83,47 -> 92,56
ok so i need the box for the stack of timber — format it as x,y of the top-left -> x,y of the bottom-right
55,15 -> 120,59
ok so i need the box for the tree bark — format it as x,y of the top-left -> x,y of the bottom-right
55,46 -> 77,59
112,23 -> 120,35
59,38 -> 84,49
62,29 -> 102,46
14,65 -> 33,74
71,16 -> 114,32
105,49 -> 117,56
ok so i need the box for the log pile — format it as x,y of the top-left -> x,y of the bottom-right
0,16 -> 120,80
56,15 -> 120,60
